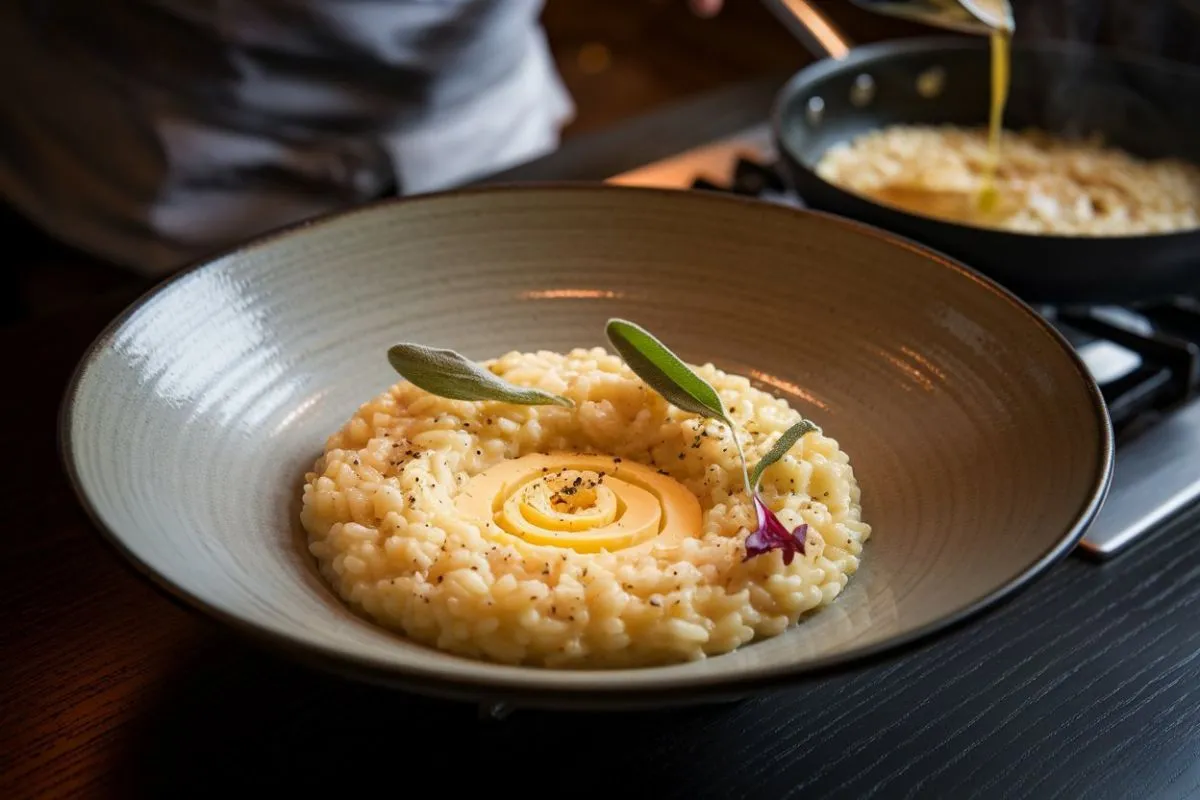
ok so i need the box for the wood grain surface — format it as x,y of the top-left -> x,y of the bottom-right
6,8 -> 1200,785
3,245 -> 1200,800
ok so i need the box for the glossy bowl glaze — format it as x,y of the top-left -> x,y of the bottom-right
61,185 -> 1112,709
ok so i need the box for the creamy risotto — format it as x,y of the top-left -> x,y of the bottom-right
816,124 -> 1200,235
300,348 -> 870,668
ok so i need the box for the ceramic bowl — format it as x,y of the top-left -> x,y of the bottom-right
61,185 -> 1112,709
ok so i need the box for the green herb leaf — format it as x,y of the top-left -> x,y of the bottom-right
387,343 -> 573,407
749,419 -> 820,488
605,319 -> 729,423
605,318 -> 753,496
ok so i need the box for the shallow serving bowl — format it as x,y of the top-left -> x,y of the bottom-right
61,185 -> 1112,709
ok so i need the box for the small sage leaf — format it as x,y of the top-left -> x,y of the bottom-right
606,318 -> 753,497
605,319 -> 729,424
749,419 -> 820,488
387,343 -> 573,407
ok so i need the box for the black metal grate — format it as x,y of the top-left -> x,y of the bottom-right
1057,305 -> 1200,430
692,158 -> 787,198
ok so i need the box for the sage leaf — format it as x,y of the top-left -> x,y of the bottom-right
387,343 -> 573,407
605,318 -> 754,496
605,319 -> 730,424
749,419 -> 820,488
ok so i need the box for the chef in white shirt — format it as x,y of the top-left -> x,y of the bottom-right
0,0 -> 724,276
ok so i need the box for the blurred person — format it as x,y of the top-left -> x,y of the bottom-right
5,0 -> 1195,279
0,0 -> 724,277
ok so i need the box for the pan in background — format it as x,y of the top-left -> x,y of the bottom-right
764,0 -> 1200,305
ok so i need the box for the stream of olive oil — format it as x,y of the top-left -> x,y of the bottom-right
978,26 -> 1011,213
860,2 -> 1016,224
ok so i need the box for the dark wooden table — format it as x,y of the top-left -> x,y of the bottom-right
6,280 -> 1200,799
6,38 -> 1200,800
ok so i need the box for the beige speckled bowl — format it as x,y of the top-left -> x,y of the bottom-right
61,185 -> 1111,709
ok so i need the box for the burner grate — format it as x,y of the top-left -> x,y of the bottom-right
692,158 -> 787,197
1058,306 -> 1200,432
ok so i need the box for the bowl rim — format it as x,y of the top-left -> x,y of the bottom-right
58,182 -> 1114,703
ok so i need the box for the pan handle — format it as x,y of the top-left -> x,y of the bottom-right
760,0 -> 855,60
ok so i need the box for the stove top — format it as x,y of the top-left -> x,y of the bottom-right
606,124 -> 1200,558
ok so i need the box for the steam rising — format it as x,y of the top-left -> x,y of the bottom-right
1016,0 -> 1200,62
1010,0 -> 1200,159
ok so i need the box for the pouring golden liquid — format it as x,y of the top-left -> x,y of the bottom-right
978,26 -> 1012,212
858,1 -> 1015,223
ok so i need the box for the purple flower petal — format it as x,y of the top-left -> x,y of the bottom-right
743,495 -> 808,565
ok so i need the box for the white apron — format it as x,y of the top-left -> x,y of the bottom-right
0,1 -> 575,275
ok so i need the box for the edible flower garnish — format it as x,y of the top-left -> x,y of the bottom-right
745,497 -> 809,566
604,319 -> 819,563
